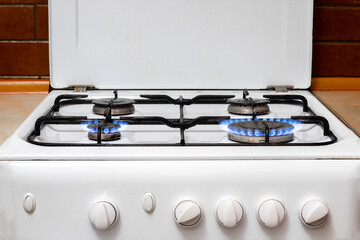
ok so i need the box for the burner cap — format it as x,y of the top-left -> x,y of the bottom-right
92,98 -> 135,116
227,120 -> 294,143
87,122 -> 121,141
228,98 -> 269,105
227,98 -> 270,115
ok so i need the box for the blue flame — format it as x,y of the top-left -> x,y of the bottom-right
270,129 -> 276,136
80,120 -> 128,133
220,118 -> 302,137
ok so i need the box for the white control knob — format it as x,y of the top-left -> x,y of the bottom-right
142,193 -> 156,213
301,199 -> 329,227
216,199 -> 244,228
174,200 -> 202,227
23,193 -> 36,214
89,201 -> 118,230
258,199 -> 286,228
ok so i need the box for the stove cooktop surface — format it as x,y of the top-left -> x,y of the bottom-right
0,90 -> 359,160
28,89 -> 335,146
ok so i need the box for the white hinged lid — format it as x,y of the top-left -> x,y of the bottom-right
49,0 -> 313,89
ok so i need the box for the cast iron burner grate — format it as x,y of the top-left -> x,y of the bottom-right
27,90 -> 337,147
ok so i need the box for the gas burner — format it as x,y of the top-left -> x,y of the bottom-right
228,98 -> 270,115
87,122 -> 121,141
228,89 -> 269,115
227,120 -> 295,144
92,98 -> 135,116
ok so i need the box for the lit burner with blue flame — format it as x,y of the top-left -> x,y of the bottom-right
220,118 -> 302,143
81,120 -> 128,141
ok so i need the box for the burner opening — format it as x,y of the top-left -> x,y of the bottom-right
227,89 -> 270,115
226,120 -> 295,144
92,96 -> 135,116
87,122 -> 121,141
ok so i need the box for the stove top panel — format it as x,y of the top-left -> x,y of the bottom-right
1,90 -> 359,160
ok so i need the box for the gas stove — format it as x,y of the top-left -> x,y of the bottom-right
1,89 -> 359,240
1,0 -> 360,239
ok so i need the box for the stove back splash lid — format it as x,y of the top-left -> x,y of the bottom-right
49,0 -> 313,90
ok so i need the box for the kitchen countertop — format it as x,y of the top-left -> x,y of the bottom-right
313,91 -> 360,136
0,94 -> 47,145
0,91 -> 359,145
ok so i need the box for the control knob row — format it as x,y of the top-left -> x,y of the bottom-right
174,199 -> 329,228
88,198 -> 329,230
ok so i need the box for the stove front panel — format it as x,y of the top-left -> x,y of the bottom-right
0,160 -> 359,240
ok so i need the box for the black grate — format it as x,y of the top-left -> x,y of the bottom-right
27,90 -> 337,147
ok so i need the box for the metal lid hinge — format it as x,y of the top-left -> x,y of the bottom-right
67,85 -> 97,92
267,85 -> 294,92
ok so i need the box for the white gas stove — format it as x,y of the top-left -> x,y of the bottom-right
1,0 -> 360,239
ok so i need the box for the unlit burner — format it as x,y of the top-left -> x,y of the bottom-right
87,122 -> 121,141
92,98 -> 135,116
228,98 -> 270,115
227,120 -> 294,144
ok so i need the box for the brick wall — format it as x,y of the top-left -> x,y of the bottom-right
0,0 -> 359,90
313,0 -> 360,77
0,0 -> 49,80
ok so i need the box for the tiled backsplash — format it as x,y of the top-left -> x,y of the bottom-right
0,0 -> 359,87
